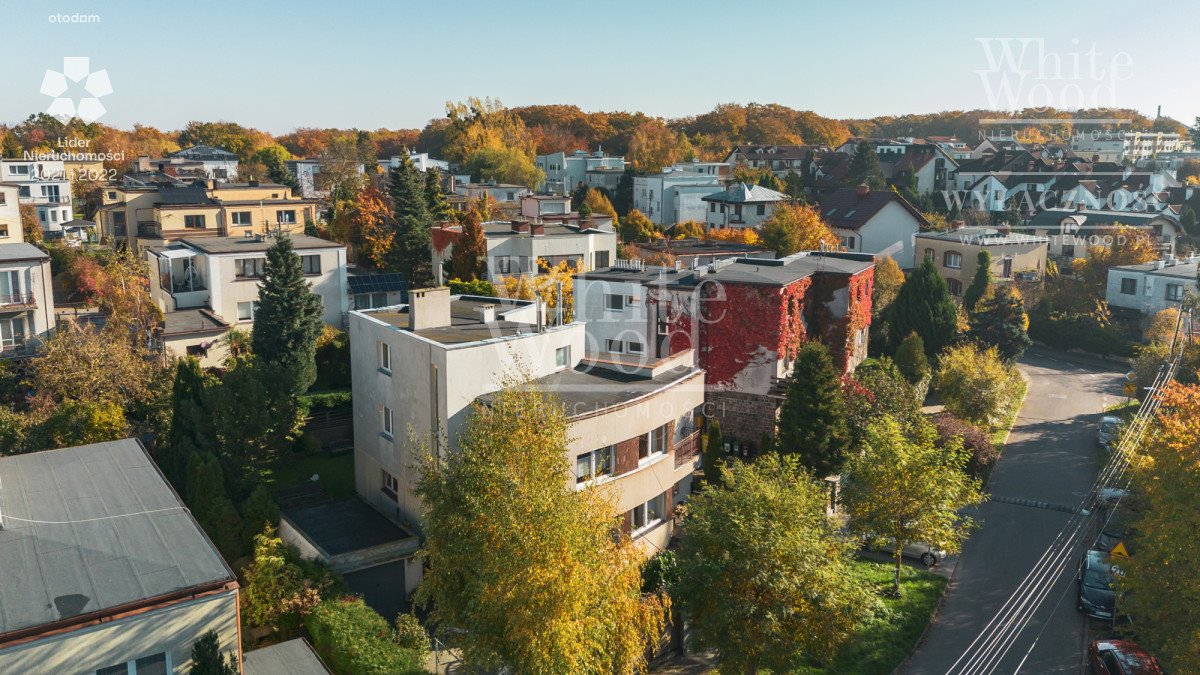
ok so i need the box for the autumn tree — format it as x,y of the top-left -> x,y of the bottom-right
619,208 -> 658,243
871,255 -> 904,319
844,356 -> 921,447
670,220 -> 706,240
442,98 -> 543,187
449,210 -> 486,281
415,384 -> 667,674
582,188 -> 618,223
934,343 -> 1024,427
967,284 -> 1031,363
626,118 -> 694,171
846,140 -> 886,190
241,526 -> 330,638
19,204 -> 40,243
758,203 -> 838,258
501,260 -> 581,324
962,250 -> 992,314
777,341 -> 852,477
1123,381 -> 1200,670
886,258 -> 959,357
1144,308 -> 1180,345
842,417 -> 984,594
894,332 -> 931,384
350,186 -> 393,269
1074,223 -> 1159,291
23,400 -> 128,452
677,454 -> 870,673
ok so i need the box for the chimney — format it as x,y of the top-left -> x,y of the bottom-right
407,287 -> 452,331
530,223 -> 545,236
248,179 -> 259,188
856,183 -> 870,197
136,155 -> 151,172
511,220 -> 530,234
476,304 -> 497,323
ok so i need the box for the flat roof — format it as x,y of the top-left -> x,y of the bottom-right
366,297 -> 544,346
915,227 -> 1048,245
243,639 -> 330,675
163,309 -> 229,336
282,498 -> 414,557
180,234 -> 341,254
0,440 -> 234,638
1112,259 -> 1199,278
480,362 -> 700,416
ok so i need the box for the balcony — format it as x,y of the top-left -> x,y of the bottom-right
18,195 -> 71,205
674,428 -> 702,468
0,293 -> 37,310
0,342 -> 38,359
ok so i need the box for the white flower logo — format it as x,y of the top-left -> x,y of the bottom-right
40,57 -> 112,123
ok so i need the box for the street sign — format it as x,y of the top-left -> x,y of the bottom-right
1111,541 -> 1130,558
1124,382 -> 1138,397
1125,371 -> 1137,382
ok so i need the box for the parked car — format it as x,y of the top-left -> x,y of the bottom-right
1095,487 -> 1131,510
1096,511 -> 1137,556
862,537 -> 946,567
1078,550 -> 1123,620
1088,639 -> 1162,674
1097,416 -> 1122,450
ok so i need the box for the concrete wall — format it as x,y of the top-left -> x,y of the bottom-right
917,237 -> 1046,295
575,277 -> 652,359
1106,268 -> 1195,315
0,590 -> 239,675
208,247 -> 348,327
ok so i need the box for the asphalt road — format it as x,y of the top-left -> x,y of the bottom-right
903,349 -> 1124,675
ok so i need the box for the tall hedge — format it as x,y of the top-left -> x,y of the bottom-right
305,597 -> 424,675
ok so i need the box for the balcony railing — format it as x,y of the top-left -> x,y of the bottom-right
18,196 -> 71,205
674,429 -> 702,468
0,342 -> 37,359
0,293 -> 36,308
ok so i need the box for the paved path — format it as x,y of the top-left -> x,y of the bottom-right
903,349 -> 1124,674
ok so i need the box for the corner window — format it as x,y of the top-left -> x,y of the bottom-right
555,346 -> 570,369
302,254 -> 321,275
943,251 -> 962,269
382,405 -> 394,438
1120,277 -> 1137,295
379,341 -> 391,373
184,214 -> 206,229
575,446 -> 614,483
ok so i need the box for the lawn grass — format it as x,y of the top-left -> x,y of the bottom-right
269,451 -> 356,498
795,560 -> 948,674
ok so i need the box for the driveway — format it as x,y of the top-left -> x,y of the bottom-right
903,349 -> 1124,674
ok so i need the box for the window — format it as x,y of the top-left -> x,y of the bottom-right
277,209 -> 297,224
594,250 -> 610,269
943,251 -> 962,269
235,257 -> 265,278
184,214 -> 206,229
302,255 -> 321,275
231,211 -> 252,226
50,210 -> 57,223
0,192 -> 4,205
756,204 -> 766,216
709,202 -> 716,212
381,469 -> 398,501
606,339 -> 623,353
1061,243 -> 1075,257
106,191 -> 116,200
355,291 -> 388,310
1001,257 -> 1013,278
924,248 -> 934,262
575,446 -> 614,483
38,211 -> 46,224
555,346 -> 569,369
841,235 -> 856,250
631,495 -> 665,533
379,341 -> 391,372
1166,283 -> 1184,302
646,493 -> 664,523
1120,278 -> 1137,295
642,424 -> 669,460
947,278 -> 963,296
236,301 -> 258,322
626,339 -> 644,354
605,294 -> 625,311
495,256 -> 512,275
382,406 -> 394,438
9,165 -> 28,175
631,503 -> 647,530
506,191 -> 515,201
0,317 -> 25,349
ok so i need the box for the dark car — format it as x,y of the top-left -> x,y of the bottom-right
1078,550 -> 1122,620
1088,639 -> 1162,674
1096,513 -> 1137,556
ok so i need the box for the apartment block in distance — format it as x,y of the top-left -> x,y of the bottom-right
349,287 -> 705,552
147,233 -> 349,366
96,179 -> 319,251
0,439 -> 241,674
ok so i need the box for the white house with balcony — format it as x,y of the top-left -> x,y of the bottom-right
0,184 -> 55,358
147,233 -> 348,366
702,182 -> 788,230
633,171 -> 724,225
0,159 -> 72,234
536,150 -> 626,195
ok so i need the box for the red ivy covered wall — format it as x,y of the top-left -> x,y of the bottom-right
805,268 -> 874,371
693,278 -> 811,388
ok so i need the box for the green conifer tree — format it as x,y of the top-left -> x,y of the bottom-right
777,342 -> 852,477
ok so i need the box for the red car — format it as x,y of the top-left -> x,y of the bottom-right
1088,640 -> 1162,674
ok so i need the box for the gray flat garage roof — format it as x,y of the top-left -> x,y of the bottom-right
282,498 -> 414,557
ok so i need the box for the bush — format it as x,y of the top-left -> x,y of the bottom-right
448,277 -> 498,297
293,430 -> 324,455
894,333 -> 930,385
934,343 -> 1023,428
393,613 -> 428,653
931,412 -> 998,479
314,327 -> 351,390
301,390 -> 352,412
1028,310 -> 1133,357
305,597 -> 425,675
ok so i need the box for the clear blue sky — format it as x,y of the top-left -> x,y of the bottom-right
1,0 -> 1197,133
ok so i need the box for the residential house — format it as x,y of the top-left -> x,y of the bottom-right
536,150 -> 626,195
168,145 -> 240,179
0,159 -> 73,234
0,184 -> 55,358
914,226 -> 1048,296
1027,208 -> 1181,266
430,217 -> 617,283
629,238 -> 774,268
453,181 -> 531,205
0,439 -> 240,674
1106,255 -> 1199,317
702,183 -> 788,230
146,234 -> 349,366
723,145 -> 825,176
348,288 -> 705,553
632,170 -> 723,226
96,179 -> 318,251
286,158 -> 366,199
378,153 -> 450,174
821,186 -> 930,267
575,251 -> 875,449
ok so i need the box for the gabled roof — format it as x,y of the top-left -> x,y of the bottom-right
821,188 -> 931,232
701,182 -> 787,204
0,440 -> 235,640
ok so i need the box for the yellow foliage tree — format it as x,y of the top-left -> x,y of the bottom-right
501,259 -> 583,324
707,227 -> 761,245
671,220 -> 706,240
758,203 -> 839,257
1145,308 -> 1181,346
1073,224 -> 1159,291
582,189 -> 618,224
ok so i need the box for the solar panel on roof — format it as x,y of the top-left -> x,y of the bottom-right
348,273 -> 408,294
